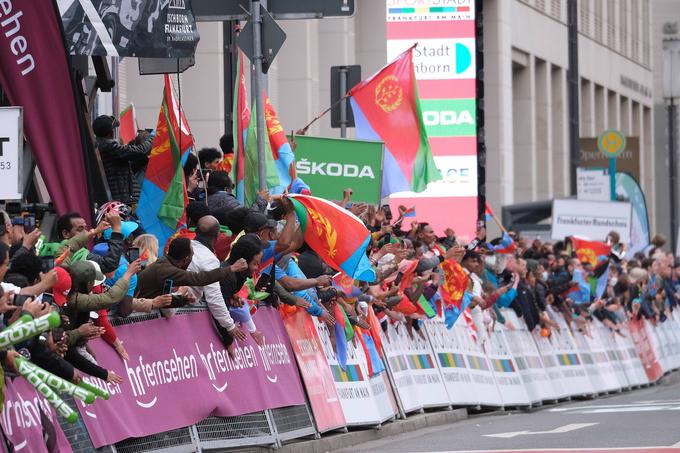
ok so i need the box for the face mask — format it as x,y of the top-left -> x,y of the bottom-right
610,277 -> 618,286
484,255 -> 497,268
541,271 -> 549,281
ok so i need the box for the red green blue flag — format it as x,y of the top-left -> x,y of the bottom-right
231,51 -> 251,204
118,104 -> 138,145
240,95 -> 297,206
136,75 -> 193,252
571,237 -> 612,267
349,46 -> 441,196
289,194 -> 376,282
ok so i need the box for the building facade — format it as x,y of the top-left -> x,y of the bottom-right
116,0 -> 657,234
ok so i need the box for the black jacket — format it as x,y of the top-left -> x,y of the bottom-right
96,136 -> 153,203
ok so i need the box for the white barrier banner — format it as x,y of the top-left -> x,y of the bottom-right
425,317 -> 483,406
546,307 -> 594,397
498,309 -> 556,402
380,323 -> 423,414
313,319 -> 395,426
454,321 -> 503,406
487,321 -> 531,407
593,322 -> 630,390
613,325 -> 649,387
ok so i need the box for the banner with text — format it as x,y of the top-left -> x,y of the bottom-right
293,135 -> 384,205
76,308 -> 305,448
281,309 -> 346,433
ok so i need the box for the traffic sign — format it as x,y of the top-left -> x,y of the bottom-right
192,0 -> 355,21
597,129 -> 626,158
236,5 -> 287,74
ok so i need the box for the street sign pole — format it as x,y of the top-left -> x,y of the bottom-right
250,0 -> 267,191
597,129 -> 625,203
609,157 -> 616,201
339,67 -> 348,138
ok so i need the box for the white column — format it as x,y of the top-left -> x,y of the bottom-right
484,0 -> 514,206
551,65 -> 569,197
535,58 -> 553,199
512,54 -> 537,202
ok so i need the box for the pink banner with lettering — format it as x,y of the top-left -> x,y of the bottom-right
281,309 -> 346,433
0,376 -> 72,452
76,308 -> 305,448
0,1 -> 90,217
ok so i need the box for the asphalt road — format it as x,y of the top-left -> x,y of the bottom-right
337,376 -> 680,453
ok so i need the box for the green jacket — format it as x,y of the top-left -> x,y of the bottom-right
66,278 -> 130,313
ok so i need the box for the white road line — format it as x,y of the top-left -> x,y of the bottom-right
483,423 -> 599,439
549,401 -> 680,411
417,447 -> 680,452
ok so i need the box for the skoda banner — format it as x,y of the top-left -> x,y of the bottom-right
293,136 -> 384,205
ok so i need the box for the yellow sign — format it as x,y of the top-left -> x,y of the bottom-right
597,129 -> 626,158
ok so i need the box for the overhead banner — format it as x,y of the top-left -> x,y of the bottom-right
59,0 -> 200,57
385,0 -> 478,239
292,135 -> 384,204
0,1 -> 91,218
551,199 -> 632,243
76,308 -> 305,448
281,309 -> 346,433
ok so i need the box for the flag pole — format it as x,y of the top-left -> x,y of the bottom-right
297,93 -> 349,136
250,0 -> 267,191
486,204 -> 508,235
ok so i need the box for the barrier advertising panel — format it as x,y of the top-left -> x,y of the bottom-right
425,317 -> 482,406
0,376 -> 72,452
282,310 -> 346,433
77,309 -> 305,448
453,321 -> 503,406
628,318 -> 663,382
312,319 -> 395,426
380,322 -> 424,414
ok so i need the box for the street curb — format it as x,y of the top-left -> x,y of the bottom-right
254,409 -> 468,453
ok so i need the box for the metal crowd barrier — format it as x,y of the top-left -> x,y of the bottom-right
54,305 -> 317,452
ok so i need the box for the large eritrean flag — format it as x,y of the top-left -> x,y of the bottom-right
231,51 -> 251,205
349,46 -> 441,197
136,75 -> 193,252
289,194 -> 375,282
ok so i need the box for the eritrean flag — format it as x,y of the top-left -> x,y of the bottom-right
349,46 -> 441,196
487,232 -> 516,254
571,237 -> 611,267
118,104 -> 138,145
240,95 -> 297,206
136,75 -> 193,252
289,194 -> 376,282
439,258 -> 469,309
231,51 -> 250,205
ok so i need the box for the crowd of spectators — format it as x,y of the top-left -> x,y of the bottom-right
0,123 -> 678,395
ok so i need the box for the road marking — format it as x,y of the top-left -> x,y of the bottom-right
483,423 -> 599,439
419,448 -> 680,452
549,403 -> 680,414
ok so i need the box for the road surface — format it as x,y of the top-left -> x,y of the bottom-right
337,377 -> 680,453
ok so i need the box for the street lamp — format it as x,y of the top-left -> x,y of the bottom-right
663,37 -> 680,255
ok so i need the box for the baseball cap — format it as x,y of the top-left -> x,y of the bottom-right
52,266 -> 72,307
69,261 -> 105,287
243,212 -> 277,233
92,115 -> 120,137
103,221 -> 139,240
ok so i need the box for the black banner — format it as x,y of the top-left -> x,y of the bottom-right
59,0 -> 200,58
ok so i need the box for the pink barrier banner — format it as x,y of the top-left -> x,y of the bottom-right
76,308 -> 305,448
628,318 -> 663,383
282,309 -> 346,433
0,376 -> 72,452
